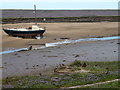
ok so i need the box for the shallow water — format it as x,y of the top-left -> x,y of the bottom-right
0,48 -> 28,55
1,36 -> 119,54
45,36 -> 119,47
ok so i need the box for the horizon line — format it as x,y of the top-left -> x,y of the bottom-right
1,9 -> 119,10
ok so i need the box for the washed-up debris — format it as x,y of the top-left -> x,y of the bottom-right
28,46 -> 32,50
60,37 -> 70,40
35,36 -> 41,39
75,55 -> 79,58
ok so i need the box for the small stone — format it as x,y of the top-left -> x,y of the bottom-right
36,65 -> 39,67
75,55 -> 79,58
114,51 -> 116,52
43,55 -> 46,57
63,60 -> 66,62
14,53 -> 18,55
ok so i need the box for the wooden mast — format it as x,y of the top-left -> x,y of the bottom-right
34,5 -> 37,25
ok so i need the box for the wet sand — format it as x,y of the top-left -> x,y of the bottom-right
2,22 -> 118,51
2,22 -> 118,78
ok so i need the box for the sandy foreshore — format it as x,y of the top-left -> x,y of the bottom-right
2,22 -> 118,51
2,22 -> 118,79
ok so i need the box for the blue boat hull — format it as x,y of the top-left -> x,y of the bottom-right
3,29 -> 45,38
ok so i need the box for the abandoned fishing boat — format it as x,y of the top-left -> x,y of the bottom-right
3,5 -> 46,39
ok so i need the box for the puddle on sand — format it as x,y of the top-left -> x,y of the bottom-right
1,36 -> 120,55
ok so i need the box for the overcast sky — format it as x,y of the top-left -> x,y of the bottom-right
1,0 -> 119,9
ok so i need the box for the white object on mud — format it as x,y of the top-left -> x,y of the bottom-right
35,36 -> 41,39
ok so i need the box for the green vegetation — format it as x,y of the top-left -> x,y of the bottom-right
70,60 -> 118,72
2,61 -> 119,88
2,16 -> 119,24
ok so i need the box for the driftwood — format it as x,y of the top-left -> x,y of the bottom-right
28,46 -> 32,50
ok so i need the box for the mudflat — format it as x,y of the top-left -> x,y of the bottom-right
2,22 -> 118,78
2,39 -> 118,78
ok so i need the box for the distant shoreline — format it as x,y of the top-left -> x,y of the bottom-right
2,9 -> 118,18
2,9 -> 119,24
2,16 -> 119,24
